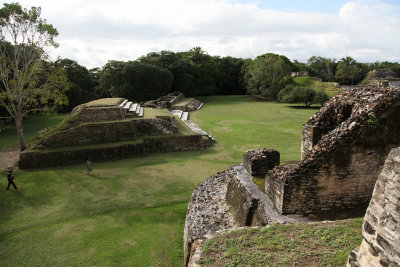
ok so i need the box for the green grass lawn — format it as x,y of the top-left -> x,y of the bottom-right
200,218 -> 363,266
0,114 -> 67,150
0,96 -> 354,266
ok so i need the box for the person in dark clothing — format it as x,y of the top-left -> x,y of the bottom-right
7,170 -> 17,190
86,158 -> 92,174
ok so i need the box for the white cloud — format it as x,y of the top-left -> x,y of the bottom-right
11,0 -> 400,67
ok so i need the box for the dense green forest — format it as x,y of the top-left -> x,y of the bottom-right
31,51 -> 400,110
2,46 -> 400,117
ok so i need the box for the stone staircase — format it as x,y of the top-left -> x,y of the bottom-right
119,99 -> 143,117
169,110 -> 189,120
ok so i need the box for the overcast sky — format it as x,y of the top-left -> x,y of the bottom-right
10,0 -> 400,68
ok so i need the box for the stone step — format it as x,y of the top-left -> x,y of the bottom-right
119,99 -> 128,107
123,101 -> 132,109
169,110 -> 183,118
129,103 -> 138,112
139,107 -> 144,117
181,111 -> 189,120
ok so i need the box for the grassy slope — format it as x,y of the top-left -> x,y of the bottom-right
293,77 -> 342,98
0,96 -> 359,266
200,219 -> 363,267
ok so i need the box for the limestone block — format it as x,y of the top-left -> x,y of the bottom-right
243,148 -> 280,176
348,147 -> 400,267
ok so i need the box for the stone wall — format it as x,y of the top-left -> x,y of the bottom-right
183,170 -> 234,267
19,142 -> 145,169
76,106 -> 124,122
243,148 -> 280,176
143,134 -> 212,153
266,86 -> 400,216
20,134 -> 212,169
32,118 -> 179,149
347,147 -> 400,267
226,164 -> 306,227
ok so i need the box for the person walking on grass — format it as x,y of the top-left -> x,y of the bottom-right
7,170 -> 17,190
86,158 -> 92,174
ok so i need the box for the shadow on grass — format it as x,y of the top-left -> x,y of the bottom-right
286,105 -> 321,110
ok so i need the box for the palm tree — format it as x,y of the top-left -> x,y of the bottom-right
188,47 -> 207,63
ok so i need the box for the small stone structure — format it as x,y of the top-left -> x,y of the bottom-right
243,148 -> 280,176
291,71 -> 309,77
347,147 -> 400,267
142,91 -> 184,109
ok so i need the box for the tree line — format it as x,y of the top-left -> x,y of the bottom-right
29,51 -> 400,112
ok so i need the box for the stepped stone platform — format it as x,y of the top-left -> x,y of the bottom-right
19,97 -> 213,168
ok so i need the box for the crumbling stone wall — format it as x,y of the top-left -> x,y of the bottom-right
143,91 -> 185,108
347,147 -> 400,267
243,148 -> 280,176
184,170 -> 234,267
266,86 -> 400,216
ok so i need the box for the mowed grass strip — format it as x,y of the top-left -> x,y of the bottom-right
200,218 -> 364,267
0,96 -> 329,266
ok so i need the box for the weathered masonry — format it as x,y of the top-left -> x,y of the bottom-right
348,147 -> 400,267
265,86 -> 400,216
184,85 -> 400,266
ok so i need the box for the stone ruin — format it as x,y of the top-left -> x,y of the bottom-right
142,91 -> 203,111
243,148 -> 280,177
348,147 -> 400,267
19,96 -> 213,169
184,85 -> 400,266
142,91 -> 184,109
267,86 -> 400,217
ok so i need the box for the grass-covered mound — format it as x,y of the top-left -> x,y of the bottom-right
199,218 -> 363,266
293,76 -> 342,97
0,96 -> 362,266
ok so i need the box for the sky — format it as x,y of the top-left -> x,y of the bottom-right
9,0 -> 400,68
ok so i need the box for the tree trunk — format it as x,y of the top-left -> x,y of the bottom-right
15,113 -> 26,151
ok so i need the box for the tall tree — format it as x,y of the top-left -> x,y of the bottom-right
245,53 -> 292,99
335,56 -> 363,85
0,3 -> 64,150
55,58 -> 96,110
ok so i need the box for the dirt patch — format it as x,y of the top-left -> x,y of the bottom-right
0,148 -> 20,171
124,240 -> 136,247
